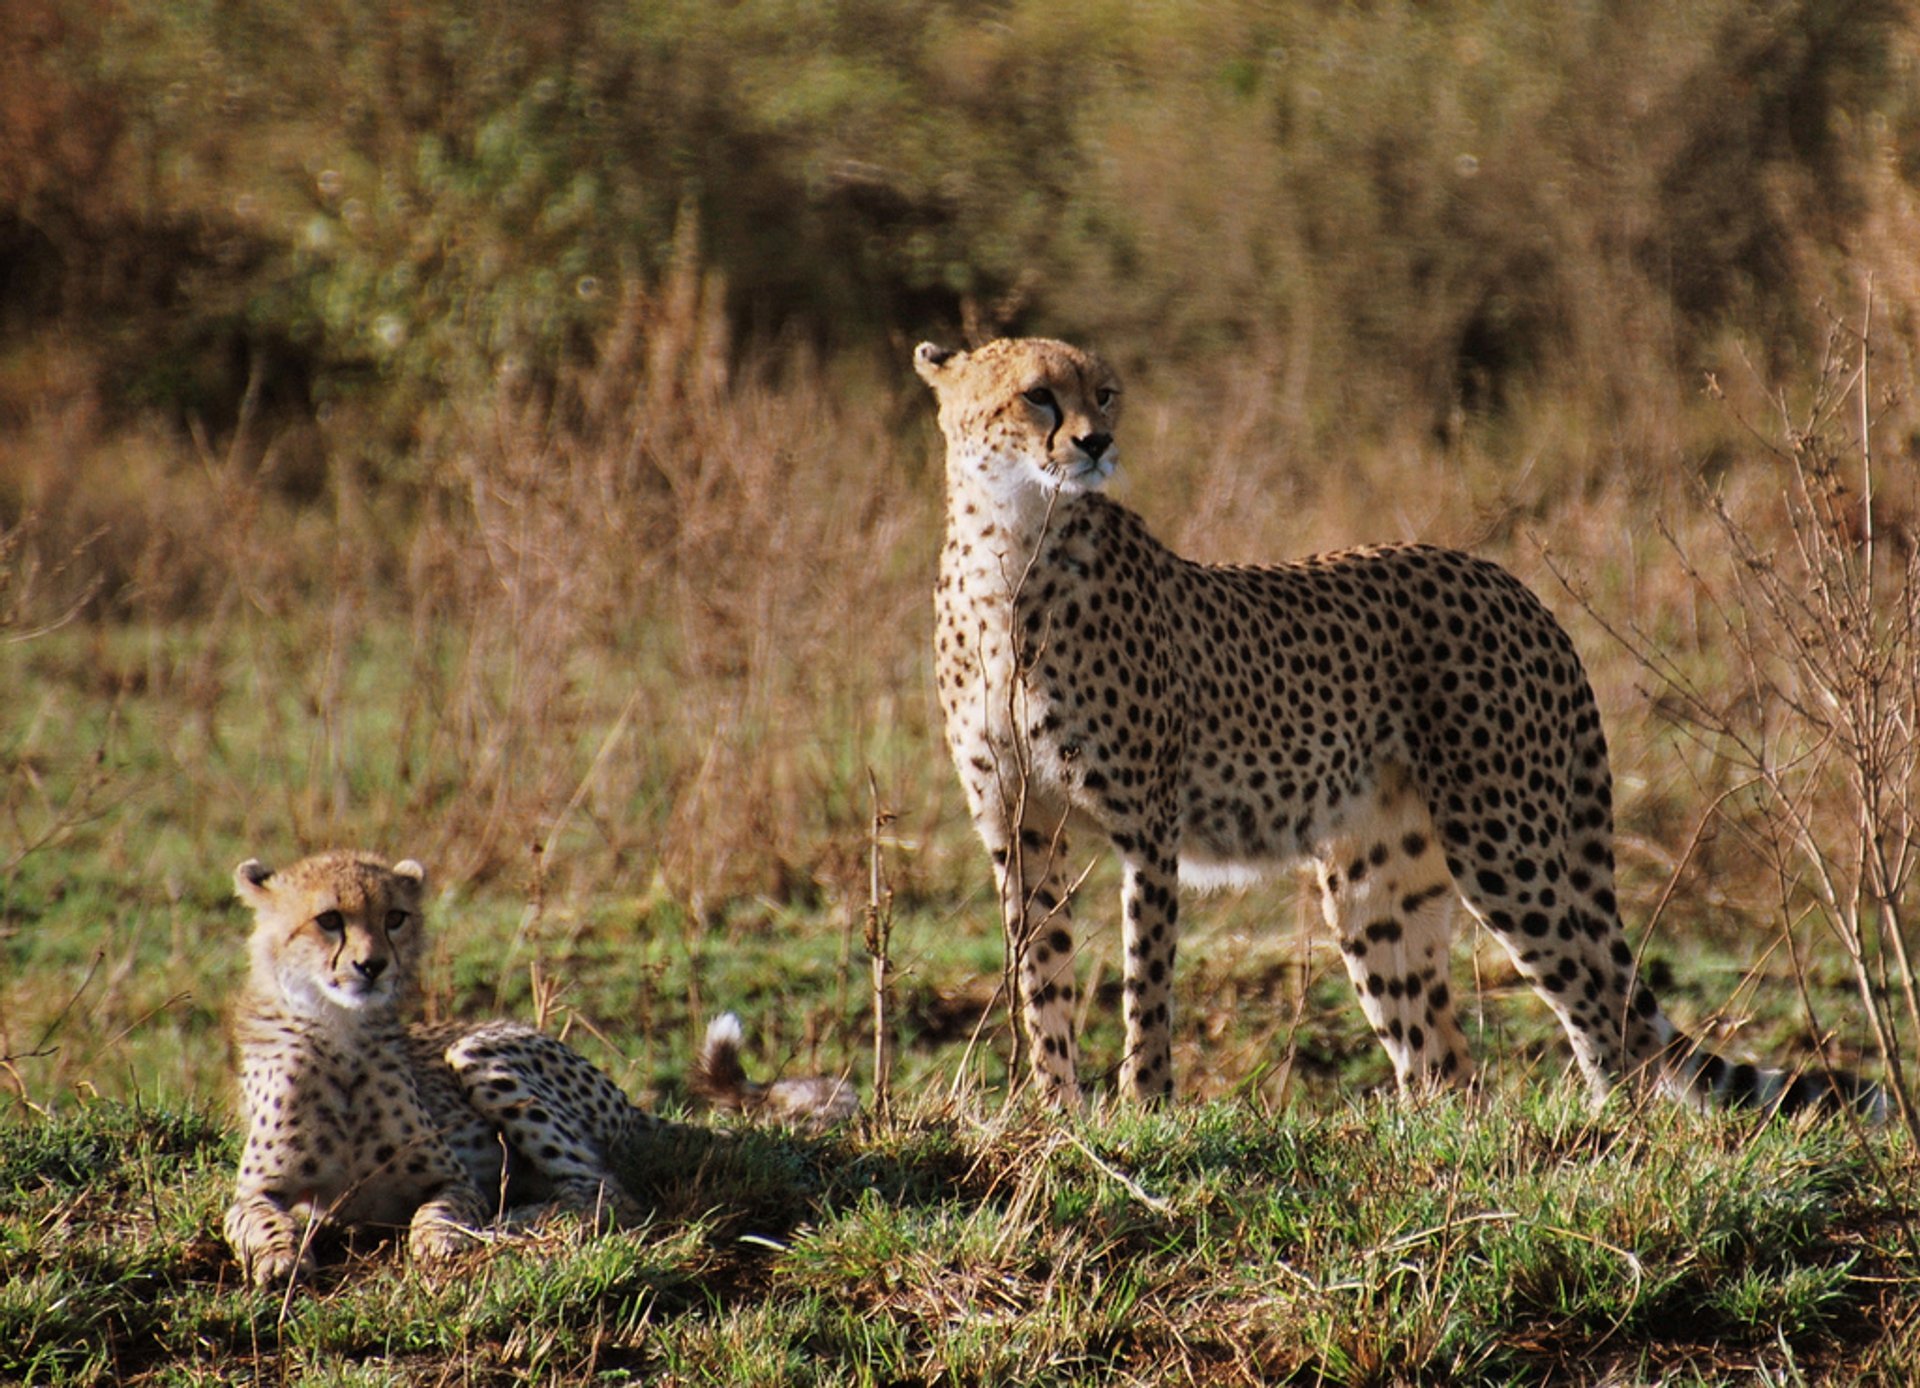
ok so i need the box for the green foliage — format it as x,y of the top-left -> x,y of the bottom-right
0,1100 -> 226,1207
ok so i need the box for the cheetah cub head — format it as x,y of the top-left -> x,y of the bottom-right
914,338 -> 1122,500
234,852 -> 426,1018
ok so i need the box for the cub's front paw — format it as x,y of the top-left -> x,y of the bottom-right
408,1211 -> 483,1264
226,1201 -> 316,1288
246,1241 -> 316,1288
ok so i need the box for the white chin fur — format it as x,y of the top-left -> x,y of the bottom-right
1046,453 -> 1116,495
324,982 -> 386,1009
1068,455 -> 1117,490
963,448 -> 1115,503
279,970 -> 386,1015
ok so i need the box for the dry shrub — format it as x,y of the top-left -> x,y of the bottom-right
391,248 -> 941,906
0,243 -> 947,918
1553,300 -> 1920,1120
0,390 -> 317,622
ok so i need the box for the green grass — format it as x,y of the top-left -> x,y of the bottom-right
1,1096 -> 1912,1385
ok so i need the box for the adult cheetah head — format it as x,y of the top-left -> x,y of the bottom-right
234,852 -> 426,1017
914,338 -> 1122,500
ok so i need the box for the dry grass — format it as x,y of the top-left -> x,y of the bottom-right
6,254 -> 1915,1108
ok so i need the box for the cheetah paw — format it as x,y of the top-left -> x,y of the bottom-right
242,1241 -> 315,1289
408,1214 -> 482,1265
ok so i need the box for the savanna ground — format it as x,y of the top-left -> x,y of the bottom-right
5,1 -> 1920,1382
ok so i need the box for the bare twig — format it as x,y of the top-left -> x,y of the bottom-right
1563,289 -> 1918,1138
864,768 -> 897,1119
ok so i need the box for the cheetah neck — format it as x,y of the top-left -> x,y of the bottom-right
940,454 -> 1092,608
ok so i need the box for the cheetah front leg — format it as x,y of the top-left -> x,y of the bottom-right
977,806 -> 1085,1106
1118,845 -> 1182,1102
364,1074 -> 490,1265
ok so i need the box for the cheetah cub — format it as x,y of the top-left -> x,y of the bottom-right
224,851 -> 654,1288
917,336 -> 1882,1118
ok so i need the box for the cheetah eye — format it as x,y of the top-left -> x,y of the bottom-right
1021,387 -> 1058,411
314,910 -> 345,935
1095,387 -> 1119,409
385,909 -> 410,932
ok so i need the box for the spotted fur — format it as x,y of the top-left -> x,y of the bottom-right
917,336 -> 1883,1118
223,851 -> 652,1288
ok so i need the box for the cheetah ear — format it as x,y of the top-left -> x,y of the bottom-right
913,341 -> 960,387
390,859 -> 428,898
234,859 -> 275,907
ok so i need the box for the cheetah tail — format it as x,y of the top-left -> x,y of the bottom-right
1663,1031 -> 1888,1122
690,1013 -> 767,1112
689,1013 -> 861,1131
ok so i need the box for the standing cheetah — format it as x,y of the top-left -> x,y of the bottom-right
224,851 -> 654,1287
917,335 -> 1882,1117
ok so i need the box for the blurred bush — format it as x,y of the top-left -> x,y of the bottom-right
5,0 -> 1916,440
3,0 -> 1918,630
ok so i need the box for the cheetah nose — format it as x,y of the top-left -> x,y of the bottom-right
353,957 -> 387,982
1075,432 -> 1112,460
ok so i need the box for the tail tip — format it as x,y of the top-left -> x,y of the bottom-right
691,1012 -> 753,1107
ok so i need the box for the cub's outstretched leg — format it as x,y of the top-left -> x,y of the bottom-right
438,1022 -> 650,1227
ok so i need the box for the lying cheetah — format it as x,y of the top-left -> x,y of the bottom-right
917,335 -> 1882,1118
224,851 -> 653,1287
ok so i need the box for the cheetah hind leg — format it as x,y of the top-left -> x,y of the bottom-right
444,1023 -> 649,1229
1317,790 -> 1474,1094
